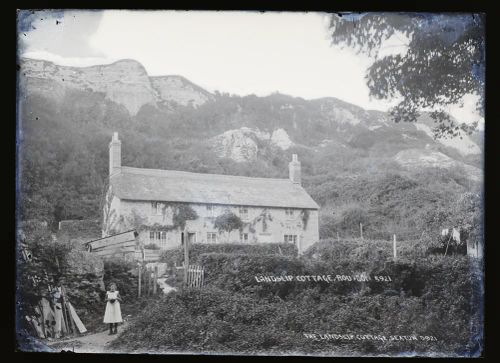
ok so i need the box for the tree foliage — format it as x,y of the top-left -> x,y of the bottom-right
214,211 -> 243,234
329,13 -> 485,138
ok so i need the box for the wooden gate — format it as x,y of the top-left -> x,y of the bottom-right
186,265 -> 205,288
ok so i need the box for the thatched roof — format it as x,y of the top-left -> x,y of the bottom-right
110,166 -> 319,209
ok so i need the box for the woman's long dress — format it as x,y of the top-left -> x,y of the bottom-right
103,291 -> 123,323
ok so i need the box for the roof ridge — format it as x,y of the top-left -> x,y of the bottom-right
120,166 -> 292,183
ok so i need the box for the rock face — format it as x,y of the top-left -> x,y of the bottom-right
19,58 -> 214,115
212,127 -> 294,162
19,57 -> 482,166
414,123 -> 481,156
212,128 -> 260,162
271,128 -> 293,150
150,75 -> 214,107
394,148 -> 482,182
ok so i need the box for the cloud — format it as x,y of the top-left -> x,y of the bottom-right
21,50 -> 117,68
18,10 -> 105,58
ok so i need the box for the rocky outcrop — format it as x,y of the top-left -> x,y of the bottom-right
20,59 -> 158,115
271,128 -> 293,150
414,123 -> 481,156
393,148 -> 482,182
150,75 -> 214,107
212,128 -> 260,162
212,127 -> 294,162
19,58 -> 214,115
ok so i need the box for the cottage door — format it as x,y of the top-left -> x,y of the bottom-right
188,232 -> 196,244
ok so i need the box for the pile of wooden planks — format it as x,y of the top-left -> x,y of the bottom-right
86,230 -> 139,259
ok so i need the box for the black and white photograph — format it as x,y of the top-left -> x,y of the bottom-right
15,10 -> 485,357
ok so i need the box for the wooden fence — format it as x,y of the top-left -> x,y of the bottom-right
186,265 -> 204,288
138,265 -> 159,297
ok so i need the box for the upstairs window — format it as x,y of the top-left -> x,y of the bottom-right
284,234 -> 297,244
285,208 -> 295,218
206,205 -> 215,217
151,202 -> 163,216
239,207 -> 249,220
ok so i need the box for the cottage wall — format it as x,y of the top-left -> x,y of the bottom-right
105,199 -> 319,253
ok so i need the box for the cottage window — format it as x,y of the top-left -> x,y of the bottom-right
149,230 -> 167,247
240,233 -> 249,243
159,231 -> 167,247
207,232 -> 217,243
151,202 -> 163,215
206,205 -> 215,217
285,208 -> 295,218
239,207 -> 249,220
284,234 -> 297,244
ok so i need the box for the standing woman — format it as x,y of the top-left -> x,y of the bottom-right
103,283 -> 123,335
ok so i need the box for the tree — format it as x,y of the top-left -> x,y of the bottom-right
329,13 -> 485,138
214,211 -> 243,243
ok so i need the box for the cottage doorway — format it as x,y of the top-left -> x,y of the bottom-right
188,232 -> 196,244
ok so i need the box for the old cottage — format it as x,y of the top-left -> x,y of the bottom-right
102,132 -> 319,253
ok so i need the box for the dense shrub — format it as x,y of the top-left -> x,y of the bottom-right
160,242 -> 298,266
303,238 -> 428,264
199,253 -> 306,298
103,258 -> 139,300
111,279 -> 481,356
112,236 -> 482,356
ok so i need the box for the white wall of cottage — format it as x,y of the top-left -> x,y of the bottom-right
104,198 -> 319,253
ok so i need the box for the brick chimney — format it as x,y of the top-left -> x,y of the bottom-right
289,154 -> 301,185
109,132 -> 121,176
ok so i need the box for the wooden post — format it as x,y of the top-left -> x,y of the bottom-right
183,231 -> 189,286
360,223 -> 363,240
36,300 -> 47,338
153,266 -> 158,295
336,232 -> 340,242
444,233 -> 453,257
147,267 -> 151,296
62,286 -> 76,335
60,290 -> 70,335
138,264 -> 142,298
393,234 -> 397,261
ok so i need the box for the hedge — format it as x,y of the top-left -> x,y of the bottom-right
198,245 -> 482,303
111,283 -> 481,356
303,238 -> 431,265
112,239 -> 482,356
199,253 -> 306,298
159,242 -> 298,266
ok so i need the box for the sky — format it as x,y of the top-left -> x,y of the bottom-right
18,10 -> 482,126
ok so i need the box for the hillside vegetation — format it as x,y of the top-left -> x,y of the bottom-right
18,59 -> 482,244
